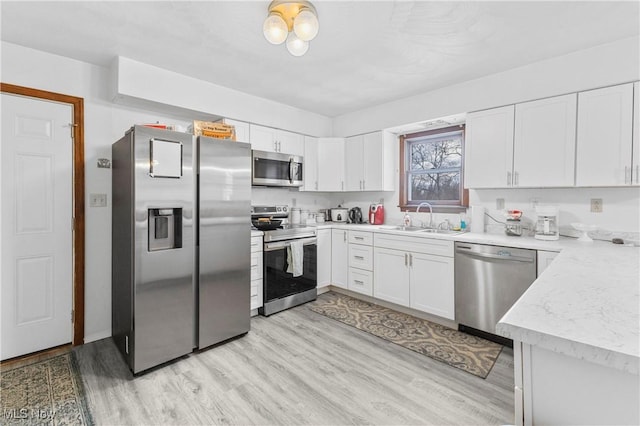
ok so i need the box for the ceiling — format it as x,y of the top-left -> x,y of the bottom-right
1,1 -> 638,117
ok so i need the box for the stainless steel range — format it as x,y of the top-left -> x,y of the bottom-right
252,206 -> 317,316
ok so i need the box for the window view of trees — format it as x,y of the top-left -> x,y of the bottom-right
407,131 -> 463,202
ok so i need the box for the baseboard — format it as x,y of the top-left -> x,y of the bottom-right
83,330 -> 112,344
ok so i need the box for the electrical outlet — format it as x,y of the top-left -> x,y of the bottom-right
590,198 -> 603,213
291,198 -> 297,207
530,198 -> 539,209
90,193 -> 107,207
496,198 -> 505,210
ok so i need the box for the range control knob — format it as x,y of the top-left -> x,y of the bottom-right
282,206 -> 288,212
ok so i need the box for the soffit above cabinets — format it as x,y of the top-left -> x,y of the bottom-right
1,1 -> 638,117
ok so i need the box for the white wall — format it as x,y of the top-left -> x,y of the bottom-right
0,41 -> 333,342
333,36 -> 640,137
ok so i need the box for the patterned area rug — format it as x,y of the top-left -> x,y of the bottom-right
0,352 -> 93,425
308,292 -> 503,378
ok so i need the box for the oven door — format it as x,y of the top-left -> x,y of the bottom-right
263,237 -> 317,303
252,150 -> 303,187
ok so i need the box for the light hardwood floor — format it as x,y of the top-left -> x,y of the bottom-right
75,301 -> 514,425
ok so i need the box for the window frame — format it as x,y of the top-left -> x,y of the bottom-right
399,125 -> 469,213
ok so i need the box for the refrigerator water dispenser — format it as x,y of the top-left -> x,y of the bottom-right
148,208 -> 182,251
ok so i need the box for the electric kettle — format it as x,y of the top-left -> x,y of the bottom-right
348,207 -> 363,224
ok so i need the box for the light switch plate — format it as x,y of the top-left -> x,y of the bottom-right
90,193 -> 107,207
590,198 -> 603,213
496,198 -> 505,210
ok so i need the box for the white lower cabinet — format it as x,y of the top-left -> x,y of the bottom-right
409,252 -> 454,320
537,250 -> 559,276
250,235 -> 263,311
347,231 -> 374,296
317,229 -> 332,289
373,233 -> 454,320
373,247 -> 410,305
331,229 -> 348,288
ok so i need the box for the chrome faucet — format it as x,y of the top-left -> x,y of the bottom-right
416,202 -> 434,229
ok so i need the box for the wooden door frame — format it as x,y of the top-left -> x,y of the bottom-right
1,82 -> 85,346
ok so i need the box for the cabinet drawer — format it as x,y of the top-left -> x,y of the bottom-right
251,251 -> 263,279
348,268 -> 373,296
374,233 -> 453,257
251,278 -> 263,310
349,230 -> 373,245
349,244 -> 373,271
251,236 -> 263,253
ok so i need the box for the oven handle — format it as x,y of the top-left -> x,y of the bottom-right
264,237 -> 317,251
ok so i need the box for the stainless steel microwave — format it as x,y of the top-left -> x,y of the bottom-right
251,150 -> 303,187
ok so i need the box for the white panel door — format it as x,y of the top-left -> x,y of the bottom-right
514,94 -> 577,187
1,93 -> 73,360
317,138 -> 345,191
464,105 -> 515,188
409,252 -> 455,320
373,247 -> 410,306
576,83 -> 634,186
344,135 -> 363,191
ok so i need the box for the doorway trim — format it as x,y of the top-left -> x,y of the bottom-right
1,82 -> 85,346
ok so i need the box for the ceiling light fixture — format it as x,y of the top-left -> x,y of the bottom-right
263,0 -> 319,56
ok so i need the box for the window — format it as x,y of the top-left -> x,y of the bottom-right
399,125 -> 468,212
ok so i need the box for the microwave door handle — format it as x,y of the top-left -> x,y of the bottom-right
289,158 -> 294,184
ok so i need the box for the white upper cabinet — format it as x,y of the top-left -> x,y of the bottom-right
219,118 -> 250,143
302,136 -> 319,191
464,105 -> 515,188
249,124 -> 304,156
344,131 -> 395,192
317,138 -> 346,191
634,82 -> 640,185
576,83 -> 634,186
344,135 -> 364,191
514,93 -> 577,187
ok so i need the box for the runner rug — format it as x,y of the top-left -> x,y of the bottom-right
308,292 -> 503,379
0,352 -> 93,425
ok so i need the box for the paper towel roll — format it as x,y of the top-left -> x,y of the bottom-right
470,205 -> 485,233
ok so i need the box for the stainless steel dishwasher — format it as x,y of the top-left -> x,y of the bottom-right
454,242 -> 537,340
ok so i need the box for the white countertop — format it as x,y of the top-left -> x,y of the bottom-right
251,229 -> 264,237
313,222 -> 640,373
497,242 -> 639,374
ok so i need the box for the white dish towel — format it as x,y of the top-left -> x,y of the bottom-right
286,241 -> 304,277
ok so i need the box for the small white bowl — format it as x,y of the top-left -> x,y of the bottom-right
571,223 -> 598,242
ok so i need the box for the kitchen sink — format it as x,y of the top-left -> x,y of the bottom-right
379,225 -> 465,235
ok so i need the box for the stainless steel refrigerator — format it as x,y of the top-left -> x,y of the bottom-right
112,126 -> 250,374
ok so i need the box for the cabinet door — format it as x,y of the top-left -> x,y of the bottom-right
222,118 -> 250,143
537,250 -> 558,277
373,247 -> 410,306
249,124 -> 276,152
331,229 -> 348,288
303,136 -> 318,191
633,82 -> 640,185
363,132 -> 384,191
348,268 -> 373,296
465,105 -> 515,188
317,229 -> 332,288
318,138 -> 345,191
576,83 -> 634,186
409,252 -> 454,320
514,94 -> 577,187
277,129 -> 304,156
344,135 -> 364,191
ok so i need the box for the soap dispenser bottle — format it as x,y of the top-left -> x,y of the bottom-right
403,213 -> 412,227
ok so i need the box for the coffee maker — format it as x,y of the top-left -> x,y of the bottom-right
535,206 -> 559,241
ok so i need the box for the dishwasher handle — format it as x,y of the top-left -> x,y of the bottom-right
456,246 -> 534,263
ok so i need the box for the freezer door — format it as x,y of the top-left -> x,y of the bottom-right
132,126 -> 195,374
197,137 -> 251,348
